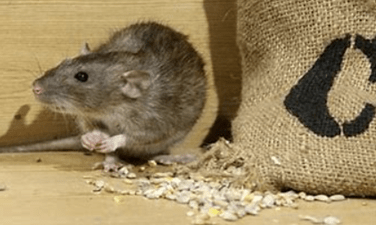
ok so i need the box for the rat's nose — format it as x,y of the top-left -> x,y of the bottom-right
32,82 -> 44,95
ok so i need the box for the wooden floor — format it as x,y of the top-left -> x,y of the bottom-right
0,152 -> 374,225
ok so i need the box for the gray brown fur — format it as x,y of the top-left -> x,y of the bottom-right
2,22 -> 206,160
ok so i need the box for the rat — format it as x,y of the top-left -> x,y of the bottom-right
0,22 -> 207,170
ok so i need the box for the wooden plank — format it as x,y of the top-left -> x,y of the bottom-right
0,152 -> 375,225
0,0 -> 224,149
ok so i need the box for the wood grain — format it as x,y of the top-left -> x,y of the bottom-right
0,0 -> 240,149
0,152 -> 375,225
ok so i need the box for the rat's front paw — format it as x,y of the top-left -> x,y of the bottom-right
81,130 -> 110,151
96,135 -> 127,154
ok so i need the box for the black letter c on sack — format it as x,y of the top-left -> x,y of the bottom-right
284,34 -> 376,137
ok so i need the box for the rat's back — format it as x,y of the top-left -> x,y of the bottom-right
94,22 -> 190,55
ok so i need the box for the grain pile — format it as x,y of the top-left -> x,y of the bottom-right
85,167 -> 344,224
84,148 -> 345,224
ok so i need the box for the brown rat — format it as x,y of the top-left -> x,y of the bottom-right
1,22 -> 206,169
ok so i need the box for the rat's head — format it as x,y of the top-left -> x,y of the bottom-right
32,48 -> 151,116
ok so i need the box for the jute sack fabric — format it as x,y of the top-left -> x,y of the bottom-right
231,0 -> 376,196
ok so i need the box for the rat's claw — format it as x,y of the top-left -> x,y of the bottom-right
96,139 -> 117,153
95,135 -> 127,154
81,135 -> 94,150
152,154 -> 197,165
92,161 -> 121,172
92,153 -> 124,172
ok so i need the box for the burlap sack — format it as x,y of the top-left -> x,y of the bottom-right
228,0 -> 376,196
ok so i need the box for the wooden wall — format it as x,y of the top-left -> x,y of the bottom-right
0,0 -> 241,149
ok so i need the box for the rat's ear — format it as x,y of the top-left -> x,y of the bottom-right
80,42 -> 91,55
121,70 -> 151,99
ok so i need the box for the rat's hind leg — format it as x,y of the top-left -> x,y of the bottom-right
92,153 -> 126,172
152,153 -> 197,165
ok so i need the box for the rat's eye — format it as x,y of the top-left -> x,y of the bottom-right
74,72 -> 89,82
